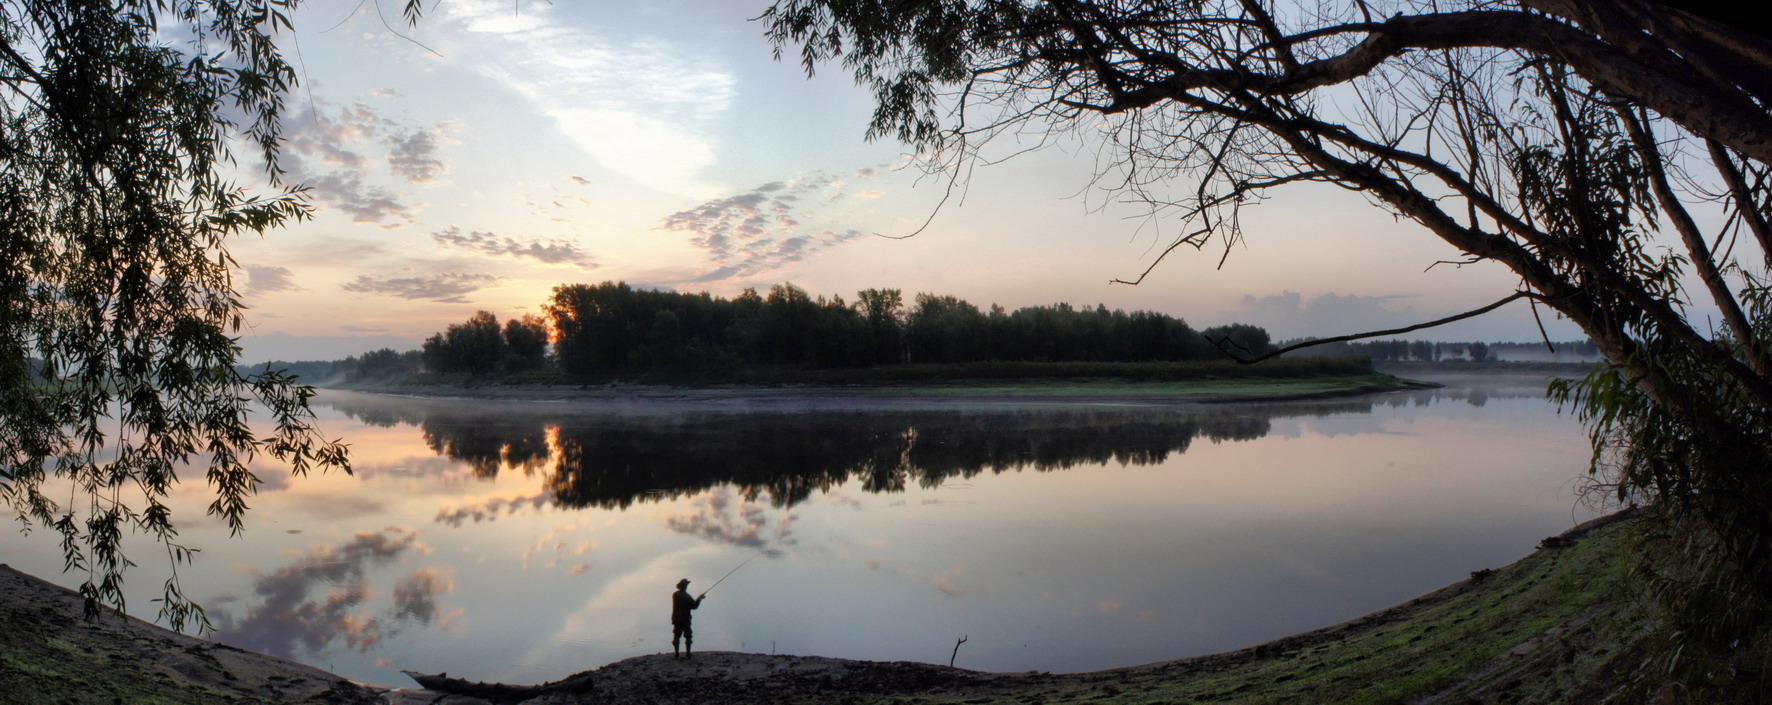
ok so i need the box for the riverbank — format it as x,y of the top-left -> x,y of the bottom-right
0,511 -> 1644,704
328,371 -> 1427,409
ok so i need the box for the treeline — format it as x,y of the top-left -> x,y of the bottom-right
1280,337 -> 1601,362
1281,338 -> 1495,362
270,281 -> 1298,383
421,311 -> 548,375
546,281 -> 1271,375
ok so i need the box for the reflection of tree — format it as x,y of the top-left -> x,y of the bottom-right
418,417 -> 552,478
324,392 -> 1446,512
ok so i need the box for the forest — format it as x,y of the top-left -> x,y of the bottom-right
287,281 -> 1600,385
311,281 -> 1280,381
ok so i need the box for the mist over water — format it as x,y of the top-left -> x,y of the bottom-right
0,372 -> 1602,685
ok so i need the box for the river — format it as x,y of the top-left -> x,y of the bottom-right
0,370 -> 1606,686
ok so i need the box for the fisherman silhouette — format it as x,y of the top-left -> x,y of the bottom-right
671,578 -> 705,659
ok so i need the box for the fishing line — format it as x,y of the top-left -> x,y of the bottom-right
700,551 -> 765,597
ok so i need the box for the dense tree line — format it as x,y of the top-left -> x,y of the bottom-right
1281,338 -> 1603,362
421,312 -> 549,376
544,281 -> 1272,375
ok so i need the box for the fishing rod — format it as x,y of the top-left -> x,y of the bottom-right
699,551 -> 765,598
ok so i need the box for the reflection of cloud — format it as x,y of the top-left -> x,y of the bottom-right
243,264 -> 301,295
430,226 -> 596,267
390,568 -> 453,623
340,272 -> 500,303
434,492 -> 552,527
658,172 -> 872,282
211,527 -> 449,659
861,556 -> 972,597
933,567 -> 969,597
522,522 -> 599,571
662,488 -> 794,553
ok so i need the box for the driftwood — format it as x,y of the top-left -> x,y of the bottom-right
402,670 -> 595,703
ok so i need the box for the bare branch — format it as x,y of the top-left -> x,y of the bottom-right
1210,291 -> 1530,364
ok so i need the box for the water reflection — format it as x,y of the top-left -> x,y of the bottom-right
324,382 -> 1542,516
324,397 -> 1422,514
208,527 -> 456,659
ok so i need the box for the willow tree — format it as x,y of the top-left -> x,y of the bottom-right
765,0 -> 1772,696
0,1 -> 395,629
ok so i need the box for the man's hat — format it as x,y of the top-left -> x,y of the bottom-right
677,578 -> 691,588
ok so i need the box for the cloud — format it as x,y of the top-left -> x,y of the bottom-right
658,171 -> 873,282
430,226 -> 596,267
341,272 -> 500,303
384,125 -> 452,184
298,170 -> 415,225
661,488 -> 794,554
243,264 -> 301,295
209,527 -> 449,659
444,3 -> 735,196
278,97 -> 455,225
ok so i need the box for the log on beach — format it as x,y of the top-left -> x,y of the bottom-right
401,670 -> 595,703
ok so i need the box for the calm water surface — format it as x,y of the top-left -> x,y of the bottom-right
0,372 -> 1605,685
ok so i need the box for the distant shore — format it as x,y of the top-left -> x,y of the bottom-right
321,371 -> 1432,410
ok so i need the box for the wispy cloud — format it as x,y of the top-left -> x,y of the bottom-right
279,96 -> 455,226
385,126 -> 451,184
658,171 -> 872,282
442,3 -> 735,197
341,272 -> 501,303
243,264 -> 301,295
430,226 -> 596,267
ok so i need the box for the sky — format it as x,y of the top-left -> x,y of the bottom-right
228,0 -> 1589,363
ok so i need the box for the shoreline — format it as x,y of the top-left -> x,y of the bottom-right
317,372 -> 1434,410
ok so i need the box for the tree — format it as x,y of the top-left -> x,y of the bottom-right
855,287 -> 907,364
766,0 -> 1772,695
503,314 -> 550,373
0,2 -> 374,629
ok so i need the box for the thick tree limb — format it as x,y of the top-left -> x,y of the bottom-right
1210,292 -> 1529,364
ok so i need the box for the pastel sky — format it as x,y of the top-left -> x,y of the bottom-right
230,0 -> 1587,363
